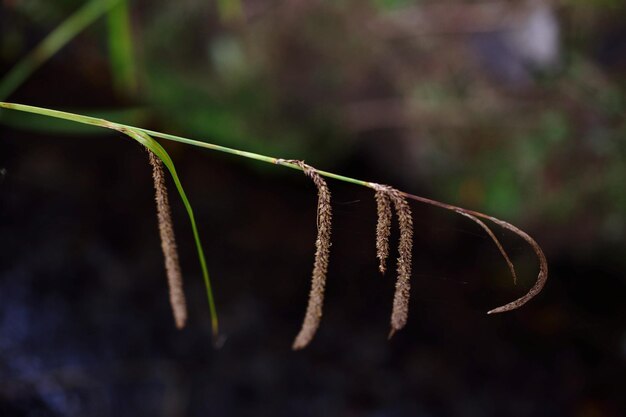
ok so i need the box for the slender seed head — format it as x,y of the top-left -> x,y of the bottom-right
373,185 -> 413,337
291,161 -> 333,350
389,188 -> 413,336
374,187 -> 392,274
148,151 -> 187,329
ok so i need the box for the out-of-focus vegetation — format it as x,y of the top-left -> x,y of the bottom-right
2,0 -> 624,252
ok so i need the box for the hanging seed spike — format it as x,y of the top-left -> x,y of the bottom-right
374,184 -> 392,275
148,151 -> 188,329
381,186 -> 414,337
291,161 -> 333,350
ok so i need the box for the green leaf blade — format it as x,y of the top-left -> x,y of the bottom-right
123,127 -> 219,338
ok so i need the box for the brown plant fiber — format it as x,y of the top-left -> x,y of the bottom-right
375,188 -> 392,274
456,210 -> 517,284
291,161 -> 333,350
398,191 -> 547,314
148,151 -> 187,329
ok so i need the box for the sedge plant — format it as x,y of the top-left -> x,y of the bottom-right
0,101 -> 548,349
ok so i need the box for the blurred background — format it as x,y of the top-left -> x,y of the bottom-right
1,0 -> 625,416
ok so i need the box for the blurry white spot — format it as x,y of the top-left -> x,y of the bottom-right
507,4 -> 560,69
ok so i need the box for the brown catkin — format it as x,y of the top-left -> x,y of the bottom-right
291,161 -> 332,350
148,151 -> 187,329
374,185 -> 413,338
374,186 -> 392,274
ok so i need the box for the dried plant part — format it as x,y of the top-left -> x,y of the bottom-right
399,191 -> 548,314
388,188 -> 414,338
374,186 -> 392,274
148,151 -> 187,329
455,210 -> 517,284
484,217 -> 547,314
290,161 -> 333,350
373,184 -> 414,338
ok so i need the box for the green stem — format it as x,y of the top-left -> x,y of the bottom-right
0,101 -> 371,187
0,0 -> 121,101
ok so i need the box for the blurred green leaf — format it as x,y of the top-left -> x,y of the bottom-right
107,0 -> 137,96
0,0 -> 121,100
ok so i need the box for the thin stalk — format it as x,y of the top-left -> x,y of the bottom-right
0,0 -> 121,101
0,101 -> 548,314
0,102 -> 370,186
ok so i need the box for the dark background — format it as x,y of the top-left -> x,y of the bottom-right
1,1 -> 625,416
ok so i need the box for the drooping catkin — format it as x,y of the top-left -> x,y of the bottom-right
374,186 -> 392,274
373,184 -> 413,338
389,188 -> 413,337
148,151 -> 187,329
291,161 -> 333,350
